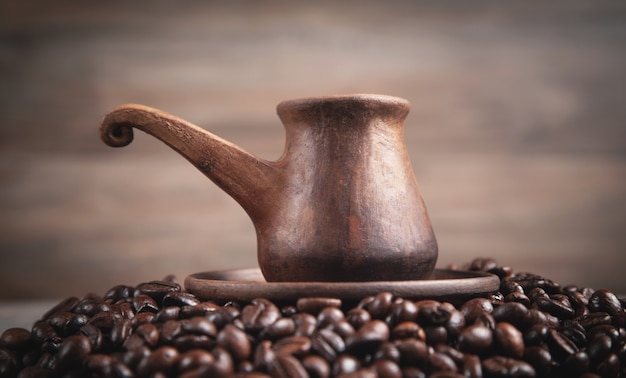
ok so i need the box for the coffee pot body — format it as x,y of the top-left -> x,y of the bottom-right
101,94 -> 438,282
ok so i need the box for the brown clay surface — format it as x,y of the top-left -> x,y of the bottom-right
0,1 -> 625,299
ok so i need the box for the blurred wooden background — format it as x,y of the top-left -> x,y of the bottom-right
1,1 -> 625,300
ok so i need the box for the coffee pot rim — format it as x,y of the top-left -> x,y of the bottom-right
277,93 -> 410,108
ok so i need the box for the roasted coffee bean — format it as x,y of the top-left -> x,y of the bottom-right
526,308 -> 559,328
373,359 -> 402,378
83,353 -> 114,374
587,334 -> 612,365
122,345 -> 150,369
527,287 -> 549,303
588,324 -> 620,345
109,361 -> 135,378
367,292 -> 394,320
514,275 -> 560,295
346,319 -> 389,355
181,316 -> 217,337
534,296 -> 575,319
36,352 -> 55,370
173,334 -> 213,351
132,294 -> 159,314
317,307 -> 345,328
563,350 -> 591,375
460,298 -> 493,324
374,342 -> 401,363
217,324 -> 251,361
42,297 -> 79,320
273,336 -> 311,356
79,324 -> 103,352
333,354 -> 360,376
482,356 -> 535,377
468,257 -> 498,272
153,306 -> 181,323
589,290 -> 624,318
296,297 -> 341,315
346,308 -> 371,329
238,360 -> 254,373
293,313 -> 317,337
461,354 -> 482,378
110,319 -> 132,348
88,310 -> 120,331
1,328 -> 33,352
178,349 -> 214,372
416,300 -> 452,326
457,323 -> 492,354
386,298 -> 418,325
14,365 -> 53,378
55,334 -> 91,372
488,265 -> 513,280
523,323 -> 549,346
395,338 -> 429,366
134,323 -> 159,347
74,297 -> 110,317
204,308 -> 236,329
269,354 -> 308,378
177,366 -> 212,378
160,320 -> 182,343
40,337 -> 62,354
134,280 -> 181,302
253,340 -> 275,372
487,292 -> 505,305
579,311 -> 613,329
328,320 -> 355,340
423,325 -> 448,345
338,368 -> 378,378
391,321 -> 426,341
500,279 -> 524,296
504,292 -> 531,307
281,305 -> 297,317
65,314 -> 89,335
560,322 -> 588,348
357,295 -> 375,309
401,366 -> 427,378
492,302 -> 528,328
445,309 -> 466,339
428,352 -> 457,373
104,285 -> 134,302
311,328 -> 345,361
46,311 -> 74,336
131,311 -> 155,327
302,354 -> 331,378
124,333 -> 147,351
137,346 -> 179,376
21,348 -> 41,367
259,318 -> 296,340
180,302 -> 221,318
547,328 -> 578,360
0,348 -> 18,376
434,343 -> 465,365
494,322 -> 524,359
595,353 -> 620,378
163,292 -> 200,308
241,299 -> 281,332
31,321 -> 57,344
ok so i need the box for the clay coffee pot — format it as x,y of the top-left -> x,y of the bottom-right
100,94 -> 438,282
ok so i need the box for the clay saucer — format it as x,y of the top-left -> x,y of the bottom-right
185,268 -> 500,303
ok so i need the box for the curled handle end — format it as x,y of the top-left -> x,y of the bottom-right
100,104 -> 163,147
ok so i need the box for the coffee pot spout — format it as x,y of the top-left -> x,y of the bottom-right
100,104 -> 279,221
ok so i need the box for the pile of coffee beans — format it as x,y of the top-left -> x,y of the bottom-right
1,258 -> 625,377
